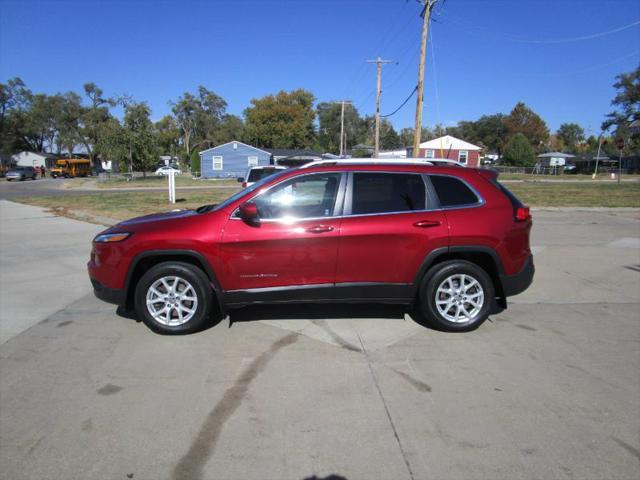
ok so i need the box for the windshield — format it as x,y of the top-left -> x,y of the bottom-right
204,170 -> 290,213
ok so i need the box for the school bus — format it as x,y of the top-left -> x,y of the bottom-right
50,159 -> 92,178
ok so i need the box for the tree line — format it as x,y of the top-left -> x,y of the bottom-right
0,66 -> 637,171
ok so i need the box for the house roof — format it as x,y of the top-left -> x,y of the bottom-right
419,135 -> 480,151
14,151 -> 58,159
198,140 -> 271,156
537,152 -> 575,158
265,148 -> 323,158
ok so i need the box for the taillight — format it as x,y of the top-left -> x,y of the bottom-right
515,207 -> 531,222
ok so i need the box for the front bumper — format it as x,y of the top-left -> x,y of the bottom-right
500,254 -> 534,297
90,278 -> 125,306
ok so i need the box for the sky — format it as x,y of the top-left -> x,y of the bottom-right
1,0 -> 639,136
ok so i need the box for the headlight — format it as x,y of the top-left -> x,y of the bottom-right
94,232 -> 131,243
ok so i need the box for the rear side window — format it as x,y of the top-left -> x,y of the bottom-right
247,168 -> 279,183
351,173 -> 426,215
429,175 -> 479,207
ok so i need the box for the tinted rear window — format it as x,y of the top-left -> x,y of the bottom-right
430,175 -> 479,207
247,168 -> 281,182
352,173 -> 426,215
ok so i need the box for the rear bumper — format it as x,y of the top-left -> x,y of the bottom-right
90,278 -> 125,307
500,254 -> 534,297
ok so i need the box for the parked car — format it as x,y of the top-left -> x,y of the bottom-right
6,166 -> 37,181
238,165 -> 287,188
563,163 -> 577,174
155,166 -> 182,176
88,160 -> 534,335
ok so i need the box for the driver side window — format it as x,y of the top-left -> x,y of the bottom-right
253,173 -> 341,220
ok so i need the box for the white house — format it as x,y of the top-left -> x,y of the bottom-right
536,152 -> 575,167
379,149 -> 408,159
12,151 -> 57,168
415,135 -> 482,166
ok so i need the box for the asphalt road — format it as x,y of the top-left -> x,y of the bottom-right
0,202 -> 639,480
0,177 -> 233,199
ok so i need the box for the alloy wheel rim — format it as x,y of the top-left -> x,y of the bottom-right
146,276 -> 198,326
435,273 -> 484,323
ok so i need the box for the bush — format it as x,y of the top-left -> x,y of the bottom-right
190,150 -> 200,176
503,133 -> 535,166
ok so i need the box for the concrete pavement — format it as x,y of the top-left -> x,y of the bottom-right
0,200 -> 104,343
1,207 -> 639,480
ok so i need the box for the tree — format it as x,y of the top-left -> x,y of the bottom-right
317,102 -> 364,153
170,86 -> 227,161
154,115 -> 181,158
210,114 -> 244,146
556,123 -> 584,152
399,127 -> 434,148
243,89 -> 316,149
602,66 -> 640,153
502,133 -> 535,166
99,102 -> 157,175
0,77 -> 31,151
81,83 -> 113,167
502,102 -> 549,152
380,120 -> 401,150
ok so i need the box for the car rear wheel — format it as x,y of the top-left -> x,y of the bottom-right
134,262 -> 213,335
420,260 -> 494,332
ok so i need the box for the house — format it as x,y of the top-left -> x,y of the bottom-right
199,141 -> 271,178
379,149 -> 408,159
12,151 -> 58,168
265,148 -> 324,167
413,135 -> 481,166
536,152 -> 575,167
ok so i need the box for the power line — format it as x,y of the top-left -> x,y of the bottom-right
382,86 -> 417,118
439,15 -> 640,45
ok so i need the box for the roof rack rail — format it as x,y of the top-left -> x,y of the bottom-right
299,158 -> 465,169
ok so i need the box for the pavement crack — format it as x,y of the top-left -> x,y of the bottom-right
172,332 -> 298,480
357,330 -> 415,480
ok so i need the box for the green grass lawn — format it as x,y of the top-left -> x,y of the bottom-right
18,188 -> 240,222
96,175 -> 239,188
504,182 -> 640,208
14,181 -> 640,224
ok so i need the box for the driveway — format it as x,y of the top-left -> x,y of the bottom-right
1,207 -> 639,480
0,200 -> 103,343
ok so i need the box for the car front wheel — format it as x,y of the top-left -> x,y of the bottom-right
420,260 -> 494,332
134,262 -> 213,335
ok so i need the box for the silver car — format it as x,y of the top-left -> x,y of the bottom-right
6,166 -> 37,181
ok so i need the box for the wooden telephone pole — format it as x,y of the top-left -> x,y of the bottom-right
367,57 -> 393,158
334,100 -> 352,157
412,0 -> 438,158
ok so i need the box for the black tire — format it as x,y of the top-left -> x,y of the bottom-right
419,260 -> 494,332
134,261 -> 213,335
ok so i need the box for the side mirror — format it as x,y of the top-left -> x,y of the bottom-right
237,177 -> 244,183
239,202 -> 260,226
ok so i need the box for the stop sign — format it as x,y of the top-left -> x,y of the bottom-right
616,137 -> 625,150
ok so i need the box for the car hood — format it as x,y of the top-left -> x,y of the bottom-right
116,209 -> 197,227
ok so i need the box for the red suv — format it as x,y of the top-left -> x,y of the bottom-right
88,162 -> 534,334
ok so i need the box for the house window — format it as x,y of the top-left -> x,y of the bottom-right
458,151 -> 468,164
425,149 -> 434,159
212,156 -> 223,170
248,156 -> 259,167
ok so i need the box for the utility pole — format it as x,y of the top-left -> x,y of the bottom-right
367,57 -> 393,158
412,0 -> 438,158
332,100 -> 352,157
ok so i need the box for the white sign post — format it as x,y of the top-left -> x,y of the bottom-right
168,170 -> 176,203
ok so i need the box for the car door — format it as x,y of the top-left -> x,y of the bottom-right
335,171 -> 449,293
220,172 -> 345,293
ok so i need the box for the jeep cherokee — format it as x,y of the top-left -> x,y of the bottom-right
88,161 -> 534,334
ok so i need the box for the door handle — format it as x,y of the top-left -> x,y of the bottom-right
413,220 -> 441,228
306,225 -> 334,234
